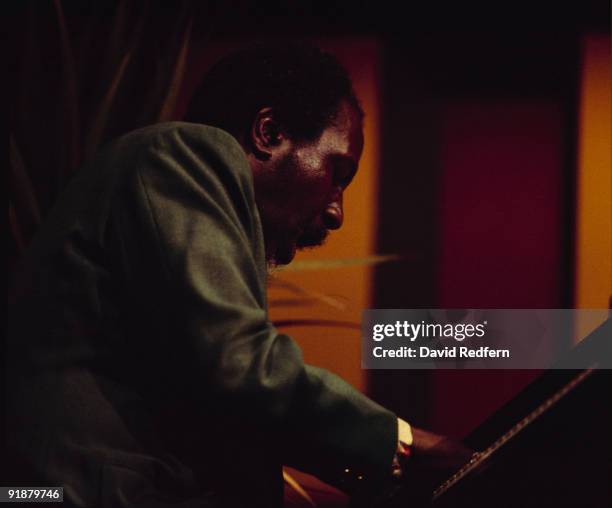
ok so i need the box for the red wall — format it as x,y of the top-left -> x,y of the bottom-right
430,101 -> 565,437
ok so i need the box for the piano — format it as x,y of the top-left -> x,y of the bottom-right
391,317 -> 611,507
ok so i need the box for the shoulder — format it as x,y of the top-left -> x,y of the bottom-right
102,122 -> 253,193
115,122 -> 248,170
155,122 -> 245,159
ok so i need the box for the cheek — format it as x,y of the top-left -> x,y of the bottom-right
294,181 -> 331,220
292,153 -> 332,208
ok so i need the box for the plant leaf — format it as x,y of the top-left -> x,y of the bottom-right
9,200 -> 27,256
268,297 -> 319,308
85,0 -> 149,157
84,50 -> 132,159
283,470 -> 317,508
158,16 -> 193,122
106,0 -> 129,69
53,0 -> 80,182
272,319 -> 361,331
138,1 -> 191,126
10,134 -> 41,234
276,254 -> 402,272
268,276 -> 348,311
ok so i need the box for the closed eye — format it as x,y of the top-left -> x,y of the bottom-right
332,156 -> 358,189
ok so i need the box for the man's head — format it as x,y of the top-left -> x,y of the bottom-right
185,43 -> 364,265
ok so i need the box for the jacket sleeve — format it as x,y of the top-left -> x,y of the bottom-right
111,123 -> 398,493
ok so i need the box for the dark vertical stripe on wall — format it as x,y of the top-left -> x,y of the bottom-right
562,34 -> 582,309
368,37 -> 443,427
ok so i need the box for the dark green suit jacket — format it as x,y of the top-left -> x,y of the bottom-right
7,123 -> 397,507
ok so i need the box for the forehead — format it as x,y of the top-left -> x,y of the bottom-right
315,101 -> 364,159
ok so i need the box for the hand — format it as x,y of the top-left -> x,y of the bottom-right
411,426 -> 473,471
401,427 -> 475,498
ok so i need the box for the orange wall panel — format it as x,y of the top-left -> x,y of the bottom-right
575,35 -> 612,340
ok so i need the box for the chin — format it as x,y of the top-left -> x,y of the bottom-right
278,244 -> 297,265
269,242 -> 296,267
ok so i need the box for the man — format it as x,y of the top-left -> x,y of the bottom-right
7,43 -> 469,507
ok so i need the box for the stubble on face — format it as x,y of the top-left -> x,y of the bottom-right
295,222 -> 329,249
263,218 -> 330,269
262,214 -> 330,270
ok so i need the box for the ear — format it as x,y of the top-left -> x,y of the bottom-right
249,108 -> 288,160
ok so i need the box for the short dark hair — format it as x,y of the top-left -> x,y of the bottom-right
184,42 -> 363,142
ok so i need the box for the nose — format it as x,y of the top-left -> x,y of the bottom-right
322,193 -> 344,230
